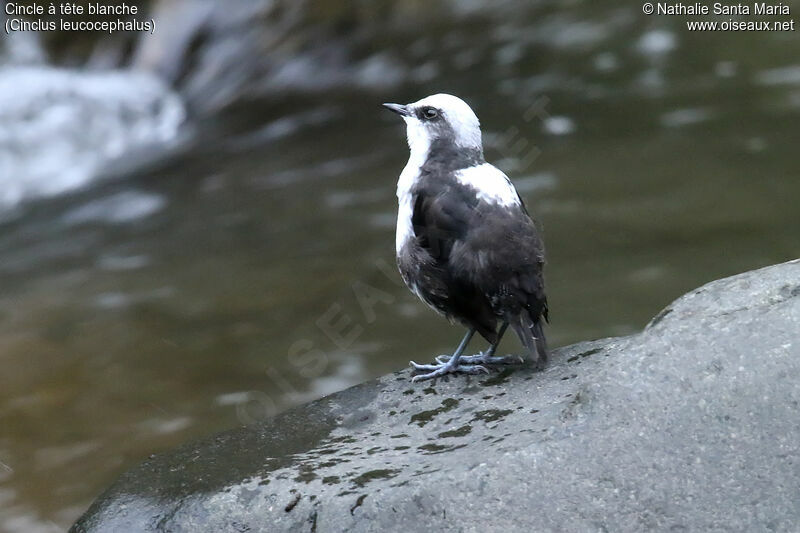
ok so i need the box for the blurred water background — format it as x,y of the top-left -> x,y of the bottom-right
1,0 -> 799,530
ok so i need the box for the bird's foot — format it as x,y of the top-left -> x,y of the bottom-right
409,359 -> 488,382
435,352 -> 524,366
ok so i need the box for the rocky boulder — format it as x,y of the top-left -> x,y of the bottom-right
72,259 -> 800,532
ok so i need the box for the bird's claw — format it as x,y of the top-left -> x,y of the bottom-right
409,360 -> 489,382
435,352 -> 524,366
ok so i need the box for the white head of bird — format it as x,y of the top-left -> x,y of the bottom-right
382,93 -> 483,161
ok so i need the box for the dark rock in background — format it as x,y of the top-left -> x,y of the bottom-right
72,259 -> 800,532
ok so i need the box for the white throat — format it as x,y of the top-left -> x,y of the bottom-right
395,121 -> 429,253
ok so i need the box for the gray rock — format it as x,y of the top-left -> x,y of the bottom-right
72,260 -> 800,533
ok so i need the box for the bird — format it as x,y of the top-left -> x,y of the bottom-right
383,93 -> 549,382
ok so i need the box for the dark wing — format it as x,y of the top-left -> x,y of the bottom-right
443,194 -> 548,323
409,182 -> 499,341
463,202 -> 548,362
411,182 -> 477,263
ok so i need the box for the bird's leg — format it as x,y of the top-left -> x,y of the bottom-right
436,322 -> 523,365
410,329 -> 489,382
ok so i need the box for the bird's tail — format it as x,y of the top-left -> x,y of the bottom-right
511,313 -> 548,368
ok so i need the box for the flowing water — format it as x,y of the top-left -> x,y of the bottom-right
1,1 -> 799,530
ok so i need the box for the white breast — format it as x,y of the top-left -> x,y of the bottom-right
454,163 -> 521,207
395,162 -> 418,254
395,123 -> 430,254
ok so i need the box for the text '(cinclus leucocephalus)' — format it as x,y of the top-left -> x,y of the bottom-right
383,94 -> 549,382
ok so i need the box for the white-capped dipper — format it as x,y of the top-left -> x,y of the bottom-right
383,94 -> 549,382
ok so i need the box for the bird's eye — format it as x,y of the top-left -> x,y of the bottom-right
421,107 -> 439,120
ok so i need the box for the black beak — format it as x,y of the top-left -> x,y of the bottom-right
382,103 -> 411,117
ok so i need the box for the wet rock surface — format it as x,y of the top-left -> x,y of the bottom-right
72,260 -> 800,532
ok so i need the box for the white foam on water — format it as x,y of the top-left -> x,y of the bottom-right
637,29 -> 677,57
0,66 -> 185,209
754,65 -> 800,86
91,286 -> 175,310
543,116 -> 576,136
714,61 -> 738,78
660,108 -> 714,128
62,190 -> 166,225
593,52 -> 619,72
513,172 -> 559,194
96,254 -> 151,271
